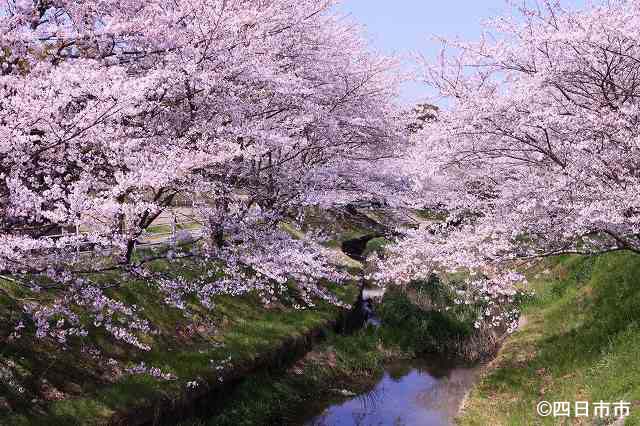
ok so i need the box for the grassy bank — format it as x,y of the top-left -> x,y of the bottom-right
457,252 -> 640,425
0,257 -> 358,426
0,207 -> 401,425
177,327 -> 410,426
177,284 -> 490,426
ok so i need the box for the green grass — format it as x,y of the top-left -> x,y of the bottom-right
179,279 -> 496,426
177,325 -> 411,426
0,258 -> 358,426
377,287 -> 473,356
362,237 -> 391,258
414,208 -> 448,221
146,222 -> 201,235
0,207 -> 392,425
457,252 -> 640,425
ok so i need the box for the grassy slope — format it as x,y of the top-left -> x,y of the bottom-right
177,279 -> 485,426
457,252 -> 640,425
0,207 -> 404,425
0,257 -> 357,426
178,328 -> 407,426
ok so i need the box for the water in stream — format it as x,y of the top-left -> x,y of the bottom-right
303,358 -> 478,426
298,284 -> 478,426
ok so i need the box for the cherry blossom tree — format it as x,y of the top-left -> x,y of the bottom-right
373,0 -> 640,332
0,0 -> 402,348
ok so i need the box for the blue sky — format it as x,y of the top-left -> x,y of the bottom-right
339,0 -> 584,104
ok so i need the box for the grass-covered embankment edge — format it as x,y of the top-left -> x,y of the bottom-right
177,283 -> 493,426
177,327 -> 414,426
456,252 -> 640,425
177,305 -> 457,426
0,256 -> 359,426
110,308 -> 355,426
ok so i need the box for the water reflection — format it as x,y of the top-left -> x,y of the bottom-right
305,360 -> 478,426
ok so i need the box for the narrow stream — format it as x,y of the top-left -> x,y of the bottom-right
303,359 -> 478,426
163,232 -> 481,426
301,284 -> 479,426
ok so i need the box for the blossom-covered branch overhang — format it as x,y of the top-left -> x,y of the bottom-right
412,0 -> 640,258
371,0 -> 640,334
0,0 -> 405,347
6,0 -> 636,354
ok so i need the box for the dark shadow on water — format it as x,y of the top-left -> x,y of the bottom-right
303,358 -> 479,426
